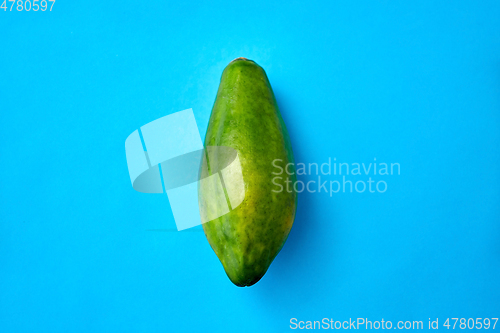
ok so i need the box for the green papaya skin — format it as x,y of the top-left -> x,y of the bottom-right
200,58 -> 297,287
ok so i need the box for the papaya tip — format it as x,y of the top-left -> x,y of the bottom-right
230,57 -> 255,63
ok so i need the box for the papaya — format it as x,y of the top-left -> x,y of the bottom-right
199,57 -> 297,287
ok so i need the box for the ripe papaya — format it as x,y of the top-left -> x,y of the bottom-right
199,58 -> 297,287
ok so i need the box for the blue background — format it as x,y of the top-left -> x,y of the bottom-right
1,1 -> 500,332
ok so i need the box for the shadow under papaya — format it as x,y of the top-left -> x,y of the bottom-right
252,89 -> 339,292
